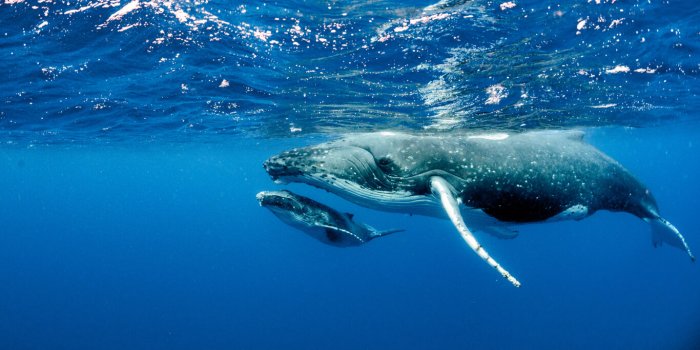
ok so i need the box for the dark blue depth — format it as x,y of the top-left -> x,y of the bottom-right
1,127 -> 699,350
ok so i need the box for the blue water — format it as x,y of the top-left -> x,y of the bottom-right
1,0 -> 699,349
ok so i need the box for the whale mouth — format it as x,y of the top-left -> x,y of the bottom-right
263,157 -> 302,181
256,190 -> 299,212
256,191 -> 278,207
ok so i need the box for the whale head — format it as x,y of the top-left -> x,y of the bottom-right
263,132 -> 442,211
256,190 -> 306,216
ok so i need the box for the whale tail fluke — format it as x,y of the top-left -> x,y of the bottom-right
370,228 -> 405,239
648,217 -> 695,262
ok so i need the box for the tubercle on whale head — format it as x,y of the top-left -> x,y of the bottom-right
256,190 -> 282,206
263,153 -> 302,182
255,191 -> 266,205
256,190 -> 305,214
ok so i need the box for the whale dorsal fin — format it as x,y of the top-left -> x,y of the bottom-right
562,130 -> 585,141
546,130 -> 584,141
430,176 -> 521,287
528,130 -> 585,142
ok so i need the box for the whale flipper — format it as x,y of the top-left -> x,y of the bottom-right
430,176 -> 521,287
649,218 -> 695,262
318,224 -> 366,244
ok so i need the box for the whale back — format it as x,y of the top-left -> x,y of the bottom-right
341,131 -> 659,222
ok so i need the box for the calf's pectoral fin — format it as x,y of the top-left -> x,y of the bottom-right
319,224 -> 366,244
647,218 -> 695,262
429,176 -> 521,287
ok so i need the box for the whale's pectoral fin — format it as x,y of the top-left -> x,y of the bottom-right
648,218 -> 695,262
318,224 -> 366,244
430,176 -> 521,287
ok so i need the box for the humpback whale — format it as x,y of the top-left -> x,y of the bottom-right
257,190 -> 403,247
263,131 -> 694,287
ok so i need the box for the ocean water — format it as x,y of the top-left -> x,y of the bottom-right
1,0 -> 699,349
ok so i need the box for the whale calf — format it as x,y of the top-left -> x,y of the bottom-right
263,131 -> 694,286
257,190 -> 403,247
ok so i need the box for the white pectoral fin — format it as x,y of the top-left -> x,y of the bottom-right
430,176 -> 521,287
317,224 -> 366,244
648,218 -> 695,262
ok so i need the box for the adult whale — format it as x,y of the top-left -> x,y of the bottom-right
263,131 -> 694,286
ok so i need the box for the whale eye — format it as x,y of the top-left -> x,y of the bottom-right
377,157 -> 393,170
